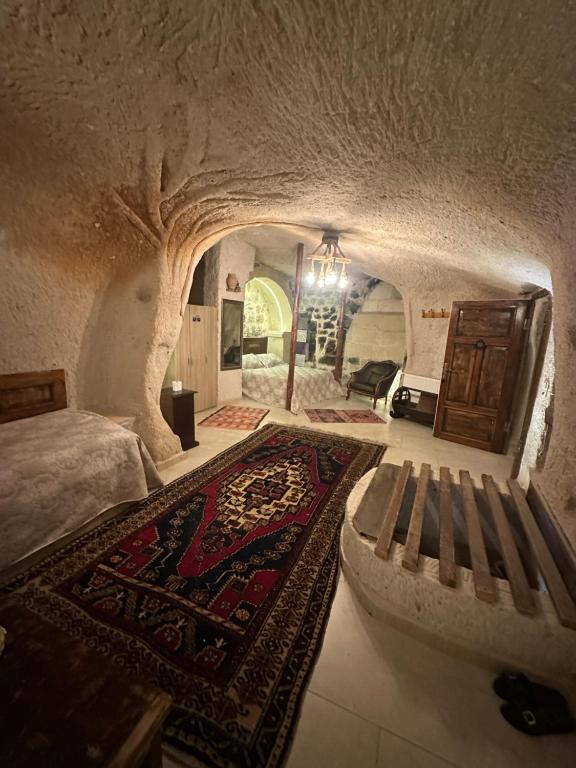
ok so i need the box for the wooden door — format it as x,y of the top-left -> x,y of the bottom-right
434,300 -> 530,453
172,305 -> 217,412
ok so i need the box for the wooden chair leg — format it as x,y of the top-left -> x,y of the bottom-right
346,389 -> 351,400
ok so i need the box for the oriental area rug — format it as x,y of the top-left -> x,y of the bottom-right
199,405 -> 270,430
305,408 -> 385,424
3,424 -> 385,768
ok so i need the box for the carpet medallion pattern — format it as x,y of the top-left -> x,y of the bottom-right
3,424 -> 384,768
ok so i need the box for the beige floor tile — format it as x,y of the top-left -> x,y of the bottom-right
307,575 -> 564,768
377,729 -> 457,767
285,691 -> 380,768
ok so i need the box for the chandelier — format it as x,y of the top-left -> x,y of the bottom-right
304,230 -> 351,289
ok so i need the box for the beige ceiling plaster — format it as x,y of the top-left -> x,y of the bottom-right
0,1 -> 574,534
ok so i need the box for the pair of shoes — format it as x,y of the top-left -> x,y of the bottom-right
494,673 -> 575,736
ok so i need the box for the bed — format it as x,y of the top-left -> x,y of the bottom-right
242,353 -> 343,413
0,369 -> 162,571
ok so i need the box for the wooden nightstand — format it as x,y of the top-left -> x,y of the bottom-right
0,601 -> 172,768
160,388 -> 199,450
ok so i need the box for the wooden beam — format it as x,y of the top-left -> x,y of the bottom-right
459,470 -> 497,603
402,463 -> 431,572
375,460 -> 412,559
333,288 -> 347,383
511,296 -> 552,478
438,466 -> 457,587
285,243 -> 304,411
482,474 -> 536,615
508,479 -> 576,629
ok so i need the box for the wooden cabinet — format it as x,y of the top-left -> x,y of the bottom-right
160,388 -> 199,450
170,305 -> 217,412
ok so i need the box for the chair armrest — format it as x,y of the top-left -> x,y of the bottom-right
348,371 -> 360,386
374,370 -> 398,396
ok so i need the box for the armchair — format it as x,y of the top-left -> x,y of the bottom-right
346,360 -> 400,409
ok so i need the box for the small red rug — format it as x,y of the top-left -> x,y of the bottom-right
3,424 -> 385,768
305,408 -> 385,424
198,405 -> 269,430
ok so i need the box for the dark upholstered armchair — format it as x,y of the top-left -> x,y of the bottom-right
346,360 -> 400,409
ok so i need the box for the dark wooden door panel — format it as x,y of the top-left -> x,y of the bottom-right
434,300 -> 530,453
439,408 -> 495,445
454,307 -> 515,337
445,343 -> 476,404
475,346 -> 508,410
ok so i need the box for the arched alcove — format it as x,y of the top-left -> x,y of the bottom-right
244,276 -> 292,360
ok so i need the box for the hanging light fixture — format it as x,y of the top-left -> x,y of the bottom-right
305,230 -> 352,290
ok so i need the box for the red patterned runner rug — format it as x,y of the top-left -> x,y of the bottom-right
199,405 -> 270,430
305,408 -> 385,423
3,424 -> 385,768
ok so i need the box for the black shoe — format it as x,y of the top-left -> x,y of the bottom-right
501,701 -> 575,736
493,672 -> 568,710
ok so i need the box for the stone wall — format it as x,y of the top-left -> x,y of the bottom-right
300,276 -> 381,368
244,281 -> 271,337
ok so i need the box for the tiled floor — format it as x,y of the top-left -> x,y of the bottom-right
160,395 -> 576,768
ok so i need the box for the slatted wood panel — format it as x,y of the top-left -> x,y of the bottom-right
371,462 -> 576,630
438,466 -> 457,587
374,460 -> 412,559
459,470 -> 497,603
402,464 -> 431,572
482,475 -> 536,615
508,480 -> 576,630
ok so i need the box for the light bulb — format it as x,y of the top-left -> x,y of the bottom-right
338,271 -> 349,289
325,270 -> 338,286
305,270 -> 316,286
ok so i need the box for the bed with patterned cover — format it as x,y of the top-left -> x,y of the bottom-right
241,353 -> 343,413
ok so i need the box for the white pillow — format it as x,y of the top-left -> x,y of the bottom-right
242,354 -> 261,369
256,352 -> 283,368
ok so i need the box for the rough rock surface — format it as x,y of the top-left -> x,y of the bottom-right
0,1 -> 575,537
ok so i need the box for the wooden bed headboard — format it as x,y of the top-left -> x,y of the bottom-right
243,337 -> 268,355
0,369 -> 67,424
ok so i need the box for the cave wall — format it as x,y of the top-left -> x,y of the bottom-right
0,238 -> 106,407
344,282 -> 406,381
0,0 -> 575,547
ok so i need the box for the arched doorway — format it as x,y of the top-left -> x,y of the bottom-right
243,276 -> 292,360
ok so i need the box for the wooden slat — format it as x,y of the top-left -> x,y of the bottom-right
459,470 -> 497,603
375,460 -> 413,559
438,466 -> 457,587
482,474 -> 536,616
402,463 -> 431,572
508,479 -> 576,630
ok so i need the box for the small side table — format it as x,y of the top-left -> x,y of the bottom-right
0,601 -> 171,768
160,388 -> 199,450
